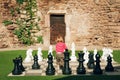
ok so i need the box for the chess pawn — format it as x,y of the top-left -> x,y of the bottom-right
93,52 -> 103,74
105,55 -> 114,72
87,52 -> 95,69
77,52 -> 86,74
62,49 -> 72,75
18,55 -> 25,71
32,54 -> 40,69
12,58 -> 22,75
46,53 -> 55,75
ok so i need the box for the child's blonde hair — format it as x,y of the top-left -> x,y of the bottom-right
56,35 -> 63,43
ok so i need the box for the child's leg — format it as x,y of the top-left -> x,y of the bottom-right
56,54 -> 62,65
59,54 -> 64,67
56,53 -> 64,69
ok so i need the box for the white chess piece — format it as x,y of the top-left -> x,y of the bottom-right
70,42 -> 77,61
84,51 -> 89,64
48,45 -> 54,58
102,48 -> 113,61
48,45 -> 53,55
24,48 -> 33,63
102,47 -> 108,61
83,47 -> 87,54
108,48 -> 113,58
108,48 -> 114,61
83,47 -> 89,64
37,47 -> 43,62
93,48 -> 97,60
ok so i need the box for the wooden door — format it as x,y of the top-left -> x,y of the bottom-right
50,15 -> 66,44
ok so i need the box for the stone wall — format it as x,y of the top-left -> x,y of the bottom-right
0,0 -> 120,49
0,0 -> 20,48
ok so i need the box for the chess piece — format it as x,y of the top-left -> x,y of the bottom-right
46,53 -> 55,75
48,45 -> 54,58
93,49 -> 97,60
93,52 -> 103,74
70,42 -> 77,61
83,47 -> 89,64
32,54 -> 40,69
18,55 -> 25,71
24,48 -> 33,62
62,49 -> 72,75
101,47 -> 108,61
102,48 -> 113,61
108,48 -> 114,61
12,58 -> 22,75
37,47 -> 43,62
87,52 -> 95,69
105,55 -> 114,72
48,45 -> 53,55
77,52 -> 86,74
83,47 -> 87,54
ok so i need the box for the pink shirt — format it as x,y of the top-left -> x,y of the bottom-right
56,42 -> 67,53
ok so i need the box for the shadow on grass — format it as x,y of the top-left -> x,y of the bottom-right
55,75 -> 120,80
55,66 -> 120,80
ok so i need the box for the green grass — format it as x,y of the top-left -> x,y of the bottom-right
0,50 -> 120,80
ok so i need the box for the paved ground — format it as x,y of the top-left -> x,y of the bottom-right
8,59 -> 120,76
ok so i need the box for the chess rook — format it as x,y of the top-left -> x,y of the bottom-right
12,58 -> 22,75
18,55 -> 25,71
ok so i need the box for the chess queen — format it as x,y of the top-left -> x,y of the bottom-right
55,35 -> 67,69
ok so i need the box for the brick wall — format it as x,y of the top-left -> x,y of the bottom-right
0,0 -> 120,49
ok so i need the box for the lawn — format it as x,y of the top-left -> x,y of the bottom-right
0,50 -> 120,80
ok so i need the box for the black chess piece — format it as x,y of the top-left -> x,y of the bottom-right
87,52 -> 95,69
46,53 -> 55,75
105,55 -> 114,72
93,52 -> 103,74
32,54 -> 40,69
12,58 -> 22,75
77,51 -> 86,74
62,49 -> 72,75
18,55 -> 25,71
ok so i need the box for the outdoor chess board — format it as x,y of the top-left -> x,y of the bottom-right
8,59 -> 120,76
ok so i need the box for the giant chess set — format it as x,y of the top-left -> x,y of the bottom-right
8,43 -> 120,76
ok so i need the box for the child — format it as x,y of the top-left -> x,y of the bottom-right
55,36 -> 67,69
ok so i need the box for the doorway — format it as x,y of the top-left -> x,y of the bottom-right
50,14 -> 66,44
